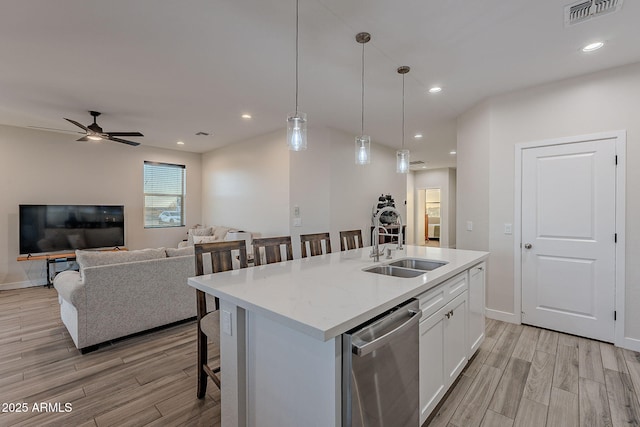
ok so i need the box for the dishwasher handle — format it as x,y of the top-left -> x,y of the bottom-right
352,309 -> 421,357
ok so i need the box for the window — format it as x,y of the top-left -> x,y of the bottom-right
144,161 -> 185,228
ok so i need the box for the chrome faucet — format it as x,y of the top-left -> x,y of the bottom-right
371,206 -> 403,262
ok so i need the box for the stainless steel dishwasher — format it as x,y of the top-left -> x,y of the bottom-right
342,298 -> 422,427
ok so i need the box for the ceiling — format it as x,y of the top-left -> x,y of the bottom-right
1,0 -> 639,170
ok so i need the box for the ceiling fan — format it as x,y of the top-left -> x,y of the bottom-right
64,111 -> 143,146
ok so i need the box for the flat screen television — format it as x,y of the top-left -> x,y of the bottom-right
19,205 -> 125,255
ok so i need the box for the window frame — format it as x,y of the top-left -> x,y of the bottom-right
143,161 -> 186,229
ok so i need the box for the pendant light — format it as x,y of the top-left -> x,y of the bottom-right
287,0 -> 307,151
355,32 -> 371,165
396,66 -> 410,174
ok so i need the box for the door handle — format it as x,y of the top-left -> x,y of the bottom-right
524,243 -> 532,249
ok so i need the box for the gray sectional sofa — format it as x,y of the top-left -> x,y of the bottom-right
53,246 -> 196,352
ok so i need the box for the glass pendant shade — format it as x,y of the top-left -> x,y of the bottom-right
396,149 -> 410,174
355,135 -> 371,165
287,112 -> 307,151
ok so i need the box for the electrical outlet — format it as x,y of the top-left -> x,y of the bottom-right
293,218 -> 302,227
222,310 -> 232,336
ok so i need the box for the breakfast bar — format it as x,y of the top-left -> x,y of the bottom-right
188,245 -> 488,427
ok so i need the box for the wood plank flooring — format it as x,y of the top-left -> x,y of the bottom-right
0,287 -> 219,426
2,287 -> 640,427
425,319 -> 640,427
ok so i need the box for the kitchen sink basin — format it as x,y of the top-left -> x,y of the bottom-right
363,265 -> 425,278
388,258 -> 448,271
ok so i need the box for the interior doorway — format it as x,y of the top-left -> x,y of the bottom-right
425,189 -> 441,247
416,187 -> 442,247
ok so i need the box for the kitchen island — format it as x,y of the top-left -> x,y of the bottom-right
188,245 -> 488,427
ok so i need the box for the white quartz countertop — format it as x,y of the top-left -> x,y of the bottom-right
188,245 -> 488,341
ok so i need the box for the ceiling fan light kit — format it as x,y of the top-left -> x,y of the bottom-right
64,111 -> 144,147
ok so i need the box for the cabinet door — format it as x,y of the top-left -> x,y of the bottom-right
419,307 -> 447,425
444,292 -> 468,386
468,262 -> 486,357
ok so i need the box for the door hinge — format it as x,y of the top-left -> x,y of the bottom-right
614,233 -> 617,243
614,310 -> 617,321
615,155 -> 618,165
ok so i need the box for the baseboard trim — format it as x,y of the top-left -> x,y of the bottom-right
619,336 -> 640,352
0,279 -> 47,291
485,308 -> 519,324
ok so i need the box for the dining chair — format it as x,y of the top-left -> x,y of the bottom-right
252,236 -> 294,266
194,240 -> 248,399
300,232 -> 332,258
339,229 -> 364,251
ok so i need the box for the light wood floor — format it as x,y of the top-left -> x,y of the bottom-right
2,287 -> 639,427
424,318 -> 640,427
0,287 -> 220,426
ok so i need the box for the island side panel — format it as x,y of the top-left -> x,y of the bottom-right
246,310 -> 341,427
219,300 -> 248,427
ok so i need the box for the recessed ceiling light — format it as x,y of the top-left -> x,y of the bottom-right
177,141 -> 185,145
450,150 -> 457,155
428,87 -> 442,93
582,42 -> 604,52
414,133 -> 423,139
241,114 -> 252,119
422,166 -> 427,169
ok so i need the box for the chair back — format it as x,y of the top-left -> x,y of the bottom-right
252,236 -> 293,266
300,232 -> 332,258
195,240 -> 248,275
339,229 -> 364,251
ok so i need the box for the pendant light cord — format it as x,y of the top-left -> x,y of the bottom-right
295,0 -> 299,115
361,41 -> 365,135
402,73 -> 405,149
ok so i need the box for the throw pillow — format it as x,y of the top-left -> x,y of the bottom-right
187,227 -> 213,245
192,235 -> 218,244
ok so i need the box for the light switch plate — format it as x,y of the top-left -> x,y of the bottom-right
466,221 -> 473,231
222,310 -> 232,336
504,223 -> 513,235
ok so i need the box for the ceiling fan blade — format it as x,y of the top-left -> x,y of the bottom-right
108,136 -> 140,146
107,131 -> 144,137
28,125 -> 84,134
77,136 -> 90,142
64,118 -> 89,132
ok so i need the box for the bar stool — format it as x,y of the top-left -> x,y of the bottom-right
252,236 -> 294,266
339,229 -> 364,251
300,232 -> 332,258
194,240 -> 248,399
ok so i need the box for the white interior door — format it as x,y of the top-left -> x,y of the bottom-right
521,139 -> 616,342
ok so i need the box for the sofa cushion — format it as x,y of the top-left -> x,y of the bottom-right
166,246 -> 194,257
76,248 -> 167,270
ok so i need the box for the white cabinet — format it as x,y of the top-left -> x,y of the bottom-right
467,262 -> 486,357
418,272 -> 469,425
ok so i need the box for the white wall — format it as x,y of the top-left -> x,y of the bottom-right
0,124 -> 201,289
201,129 -> 290,237
411,168 -> 456,248
456,61 -> 640,342
201,126 -> 406,259
291,126 -> 406,257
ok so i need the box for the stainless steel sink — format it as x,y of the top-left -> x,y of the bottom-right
363,265 -> 425,278
389,258 -> 448,271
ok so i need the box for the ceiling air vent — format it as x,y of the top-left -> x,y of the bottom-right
409,160 -> 425,166
565,0 -> 623,26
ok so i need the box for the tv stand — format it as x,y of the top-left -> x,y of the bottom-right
17,247 -> 127,287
